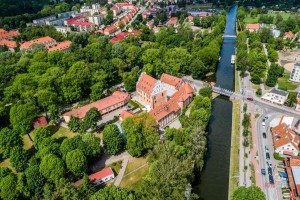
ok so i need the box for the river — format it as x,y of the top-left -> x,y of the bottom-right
196,6 -> 237,200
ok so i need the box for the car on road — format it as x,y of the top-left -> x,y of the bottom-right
261,169 -> 266,175
265,145 -> 269,152
267,161 -> 272,168
264,116 -> 269,120
269,175 -> 274,184
268,167 -> 272,175
262,132 -> 267,138
262,122 -> 266,126
247,97 -> 253,101
266,152 -> 270,160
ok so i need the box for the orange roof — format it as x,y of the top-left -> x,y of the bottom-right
160,73 -> 184,90
136,72 -> 157,95
246,23 -> 260,30
284,151 -> 295,156
285,31 -> 294,39
150,83 -> 193,122
290,157 -> 300,167
63,91 -> 130,119
20,36 -> 56,49
48,41 -> 72,52
89,168 -> 114,182
120,110 -> 133,120
188,16 -> 193,22
272,122 -> 300,151
0,30 -> 19,40
104,25 -> 118,34
168,17 -> 178,25
33,116 -> 48,128
0,39 -> 17,48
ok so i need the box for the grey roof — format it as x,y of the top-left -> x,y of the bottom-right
270,88 -> 289,97
291,166 -> 300,184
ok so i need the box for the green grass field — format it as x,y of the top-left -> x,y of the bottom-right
278,73 -> 299,91
243,13 -> 291,24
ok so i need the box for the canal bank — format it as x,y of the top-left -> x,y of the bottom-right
196,6 -> 237,200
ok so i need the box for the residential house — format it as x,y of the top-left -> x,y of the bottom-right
149,83 -> 194,127
33,116 -> 48,129
58,11 -> 78,19
115,3 -> 134,10
271,117 -> 300,156
261,88 -> 289,105
48,41 -> 72,53
272,29 -> 281,38
285,156 -> 300,200
80,3 -> 101,16
168,17 -> 178,27
284,31 -> 295,40
104,25 -> 118,35
110,30 -> 141,43
153,27 -> 160,34
20,36 -> 57,51
89,168 -> 115,185
54,26 -> 71,35
62,91 -> 130,123
111,5 -> 122,16
0,39 -> 17,51
290,62 -> 300,83
147,20 -> 154,29
160,73 -> 185,97
0,29 -> 19,40
187,16 -> 194,25
245,23 -> 260,32
65,16 -> 94,32
119,110 -> 134,121
88,14 -> 104,26
33,16 -> 56,26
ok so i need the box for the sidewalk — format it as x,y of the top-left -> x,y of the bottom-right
114,157 -> 129,186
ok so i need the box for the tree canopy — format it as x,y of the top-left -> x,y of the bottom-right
103,124 -> 125,155
232,186 -> 266,200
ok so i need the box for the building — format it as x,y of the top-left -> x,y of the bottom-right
136,72 -> 167,110
296,93 -> 300,112
33,116 -> 48,129
160,73 -> 185,96
149,83 -> 194,127
58,11 -> 78,19
284,31 -> 295,40
187,11 -> 213,17
115,3 -> 134,10
261,88 -> 289,105
33,16 -> 56,26
271,117 -> 300,156
20,36 -> 57,51
48,41 -> 72,53
80,3 -> 101,16
65,16 -> 94,32
168,17 -> 178,27
0,39 -> 17,51
285,157 -> 300,200
111,5 -> 122,16
88,15 -> 104,26
147,20 -> 154,29
0,29 -> 19,40
272,29 -> 281,38
290,62 -> 300,83
89,168 -> 115,185
245,23 -> 260,32
55,26 -> 71,35
63,91 -> 130,123
104,25 -> 118,35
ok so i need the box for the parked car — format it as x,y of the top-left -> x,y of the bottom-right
262,122 -> 266,126
265,145 -> 269,152
268,167 -> 273,175
269,175 -> 274,184
267,161 -> 272,168
266,152 -> 270,160
247,97 -> 253,101
261,169 -> 266,175
264,116 -> 269,120
262,132 -> 267,139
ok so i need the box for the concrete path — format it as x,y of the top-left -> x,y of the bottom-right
114,156 -> 129,187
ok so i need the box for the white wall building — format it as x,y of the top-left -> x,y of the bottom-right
33,16 -> 56,26
89,168 -> 115,185
80,3 -> 101,16
290,62 -> 300,83
261,88 -> 289,105
88,15 -> 104,25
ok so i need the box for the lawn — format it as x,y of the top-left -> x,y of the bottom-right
278,73 -> 299,91
120,156 -> 149,190
235,67 -> 240,93
243,13 -> 291,24
229,100 -> 241,198
107,161 -> 123,176
0,159 -> 15,173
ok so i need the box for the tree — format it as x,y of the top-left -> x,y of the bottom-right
232,186 -> 265,200
33,127 -> 52,150
90,186 -> 136,200
83,107 -> 101,132
121,113 -> 158,157
287,92 -> 297,107
199,87 -> 212,98
39,154 -> 65,182
0,128 -> 23,158
60,136 -> 87,160
104,10 -> 113,25
10,146 -> 28,172
0,174 -> 19,200
82,133 -> 102,160
79,174 -> 96,199
66,149 -> 87,176
10,102 -> 39,136
25,164 -> 46,198
68,116 -> 81,132
193,16 -> 201,26
103,124 -> 125,155
119,22 -> 125,30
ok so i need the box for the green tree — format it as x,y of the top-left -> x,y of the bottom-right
83,107 -> 101,132
199,87 -> 212,98
193,16 -> 201,26
103,124 -> 125,155
287,92 -> 297,107
90,186 -> 136,200
232,186 -> 265,200
33,127 -> 52,150
39,154 -> 65,182
0,174 -> 19,200
68,116 -> 81,132
66,149 -> 87,176
60,136 -> 87,160
10,146 -> 28,172
25,164 -> 46,198
0,128 -> 23,158
82,133 -> 102,160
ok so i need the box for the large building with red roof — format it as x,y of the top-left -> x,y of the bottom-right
48,41 -> 72,53
20,36 -> 57,51
63,91 -> 130,123
0,29 -> 20,40
104,25 -> 119,35
89,167 -> 115,185
285,156 -> 300,200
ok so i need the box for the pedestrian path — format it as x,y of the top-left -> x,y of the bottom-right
114,157 -> 129,187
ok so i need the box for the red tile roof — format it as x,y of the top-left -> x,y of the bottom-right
188,16 -> 193,22
136,72 -> 157,95
63,91 -> 130,119
104,25 -> 118,35
115,2 -> 134,6
0,39 -> 17,49
150,83 -> 193,122
48,41 -> 72,52
89,167 -> 114,182
0,30 -> 19,40
128,30 -> 142,35
120,110 -> 134,120
285,31 -> 294,39
168,17 -> 178,25
272,122 -> 300,151
33,116 -> 48,128
20,36 -> 56,49
160,73 -> 184,90
245,23 -> 260,30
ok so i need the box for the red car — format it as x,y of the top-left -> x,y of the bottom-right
247,97 -> 253,101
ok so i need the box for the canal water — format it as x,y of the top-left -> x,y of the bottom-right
197,6 -> 237,200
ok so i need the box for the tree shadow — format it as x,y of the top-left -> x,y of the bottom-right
46,125 -> 59,135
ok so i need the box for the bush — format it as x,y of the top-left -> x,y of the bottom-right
274,152 -> 284,161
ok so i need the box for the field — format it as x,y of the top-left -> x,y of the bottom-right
243,13 -> 291,24
119,156 -> 149,190
278,73 -> 299,91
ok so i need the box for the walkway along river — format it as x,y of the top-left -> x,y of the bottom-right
195,6 -> 238,200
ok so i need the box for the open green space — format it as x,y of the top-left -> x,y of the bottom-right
107,161 -> 123,175
243,13 -> 292,24
0,159 -> 15,173
278,73 -> 299,91
120,156 -> 149,190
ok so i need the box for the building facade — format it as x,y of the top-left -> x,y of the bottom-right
89,168 -> 115,185
261,88 -> 289,105
290,62 -> 300,83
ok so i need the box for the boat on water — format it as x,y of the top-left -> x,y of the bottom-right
231,55 -> 236,64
